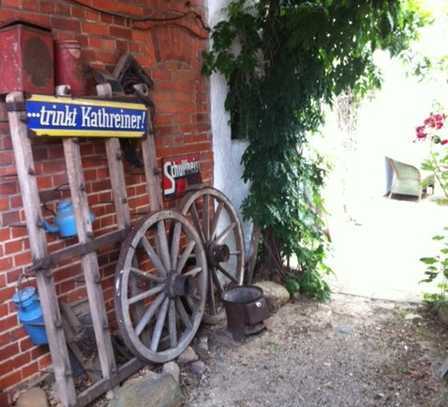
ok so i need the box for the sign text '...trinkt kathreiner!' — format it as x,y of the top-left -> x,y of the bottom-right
25,95 -> 148,138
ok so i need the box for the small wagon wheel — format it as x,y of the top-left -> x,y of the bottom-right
181,187 -> 245,323
115,210 -> 207,363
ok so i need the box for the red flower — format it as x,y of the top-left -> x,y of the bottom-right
416,125 -> 427,139
424,116 -> 436,128
434,114 -> 445,129
441,139 -> 448,145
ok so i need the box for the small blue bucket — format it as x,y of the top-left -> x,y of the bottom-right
12,287 -> 48,346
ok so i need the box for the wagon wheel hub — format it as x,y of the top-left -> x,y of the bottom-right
207,242 -> 230,267
166,272 -> 190,299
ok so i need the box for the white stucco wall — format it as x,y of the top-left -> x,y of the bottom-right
207,0 -> 252,250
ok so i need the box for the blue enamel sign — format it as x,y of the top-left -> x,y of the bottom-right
25,95 -> 147,138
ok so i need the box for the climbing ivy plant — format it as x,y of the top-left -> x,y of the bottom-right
203,0 -> 428,300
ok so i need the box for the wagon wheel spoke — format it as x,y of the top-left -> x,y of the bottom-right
215,222 -> 236,245
176,298 -> 192,329
157,220 -> 171,271
170,223 -> 182,270
141,237 -> 167,277
210,202 -> 224,240
203,194 -> 210,240
135,292 -> 166,336
191,201 -> 205,242
184,266 -> 202,278
168,300 -> 177,348
130,267 -> 164,282
216,264 -> 239,285
176,241 -> 196,274
150,297 -> 170,352
208,271 -> 217,316
185,295 -> 198,314
210,267 -> 224,298
128,284 -> 165,305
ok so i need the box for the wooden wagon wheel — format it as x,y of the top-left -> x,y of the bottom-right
181,187 -> 245,323
115,210 -> 207,363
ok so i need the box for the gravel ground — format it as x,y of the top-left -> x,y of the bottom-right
185,294 -> 448,407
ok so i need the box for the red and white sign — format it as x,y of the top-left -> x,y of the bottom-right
162,155 -> 201,198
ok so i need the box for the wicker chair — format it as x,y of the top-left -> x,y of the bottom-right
386,157 -> 434,200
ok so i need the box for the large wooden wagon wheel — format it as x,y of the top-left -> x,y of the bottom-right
115,210 -> 207,363
181,187 -> 245,323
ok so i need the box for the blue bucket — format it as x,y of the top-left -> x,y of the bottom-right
12,287 -> 48,346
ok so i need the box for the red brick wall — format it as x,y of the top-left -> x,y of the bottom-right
0,0 -> 212,397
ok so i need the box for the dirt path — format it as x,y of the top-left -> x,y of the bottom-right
185,294 -> 448,407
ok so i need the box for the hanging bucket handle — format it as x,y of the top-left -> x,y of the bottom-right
15,269 -> 35,306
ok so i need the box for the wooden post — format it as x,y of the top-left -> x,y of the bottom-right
63,138 -> 117,379
134,84 -> 162,212
97,84 -> 131,228
56,86 -> 116,380
6,92 -> 77,407
141,133 -> 162,212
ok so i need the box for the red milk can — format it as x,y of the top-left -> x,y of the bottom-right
0,20 -> 54,95
54,40 -> 88,97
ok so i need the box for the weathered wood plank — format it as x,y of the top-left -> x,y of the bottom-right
140,111 -> 162,211
63,137 -> 117,380
6,92 -> 77,407
29,228 -> 129,272
98,84 -> 131,228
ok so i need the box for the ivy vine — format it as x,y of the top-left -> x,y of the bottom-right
203,0 -> 428,300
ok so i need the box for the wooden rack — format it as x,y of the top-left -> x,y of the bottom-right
6,83 -> 161,407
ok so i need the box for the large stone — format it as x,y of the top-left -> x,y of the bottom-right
16,388 -> 49,407
163,362 -> 180,383
189,361 -> 206,377
255,281 -> 290,312
109,373 -> 184,407
177,346 -> 199,365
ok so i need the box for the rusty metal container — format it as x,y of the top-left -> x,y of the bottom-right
0,21 -> 54,95
55,40 -> 88,97
222,285 -> 268,340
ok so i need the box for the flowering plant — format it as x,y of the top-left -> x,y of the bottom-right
415,111 -> 448,198
417,110 -> 448,305
415,112 -> 447,143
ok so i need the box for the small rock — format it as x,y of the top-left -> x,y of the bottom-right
106,391 -> 115,400
177,346 -> 199,364
198,336 -> 209,353
109,373 -> 183,407
163,362 -> 180,383
16,388 -> 49,407
404,313 -> 422,321
255,281 -> 290,312
190,361 -> 206,377
336,325 -> 353,335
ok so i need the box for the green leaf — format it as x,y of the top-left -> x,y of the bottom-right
420,257 -> 437,265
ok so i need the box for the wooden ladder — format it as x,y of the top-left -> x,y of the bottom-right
6,83 -> 162,407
